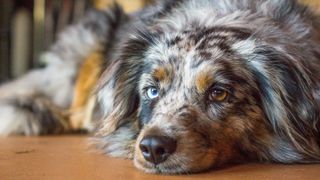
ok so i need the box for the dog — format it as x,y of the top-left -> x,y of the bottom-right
0,0 -> 320,174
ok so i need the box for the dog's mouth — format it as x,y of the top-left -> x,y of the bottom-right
133,150 -> 217,174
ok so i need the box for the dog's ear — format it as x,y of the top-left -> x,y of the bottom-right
91,58 -> 140,157
92,32 -> 157,157
95,30 -> 157,136
95,60 -> 140,136
249,45 -> 320,160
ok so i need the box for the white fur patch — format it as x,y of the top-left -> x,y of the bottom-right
98,79 -> 115,117
232,39 -> 256,56
0,103 -> 40,136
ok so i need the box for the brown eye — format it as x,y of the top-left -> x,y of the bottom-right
209,88 -> 228,102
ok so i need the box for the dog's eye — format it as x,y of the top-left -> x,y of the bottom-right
209,88 -> 228,102
146,87 -> 159,99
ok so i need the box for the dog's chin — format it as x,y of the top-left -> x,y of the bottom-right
133,151 -> 217,174
133,158 -> 216,174
133,158 -> 191,174
134,160 -> 172,174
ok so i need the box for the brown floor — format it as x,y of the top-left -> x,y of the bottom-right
1,136 -> 320,180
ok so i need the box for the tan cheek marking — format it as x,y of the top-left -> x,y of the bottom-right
196,72 -> 213,93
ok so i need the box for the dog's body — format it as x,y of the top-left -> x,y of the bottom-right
0,0 -> 320,174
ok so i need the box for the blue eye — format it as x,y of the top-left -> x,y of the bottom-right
146,87 -> 159,99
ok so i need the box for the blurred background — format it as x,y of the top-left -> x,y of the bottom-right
0,0 -> 152,83
0,0 -> 319,83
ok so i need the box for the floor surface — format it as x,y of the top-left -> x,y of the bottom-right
1,136 -> 320,180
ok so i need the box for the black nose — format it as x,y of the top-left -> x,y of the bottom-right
139,135 -> 177,164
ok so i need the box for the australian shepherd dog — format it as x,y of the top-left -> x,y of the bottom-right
0,0 -> 320,174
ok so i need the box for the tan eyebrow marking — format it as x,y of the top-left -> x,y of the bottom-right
196,71 -> 213,93
153,67 -> 167,82
152,65 -> 174,84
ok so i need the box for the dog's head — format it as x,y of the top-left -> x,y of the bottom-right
95,0 -> 320,174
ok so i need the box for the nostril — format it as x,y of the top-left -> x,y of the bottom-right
155,147 -> 165,156
140,145 -> 149,154
139,140 -> 151,155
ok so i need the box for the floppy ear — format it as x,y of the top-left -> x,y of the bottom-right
95,25 -> 160,135
97,35 -> 154,134
92,30 -> 159,157
92,58 -> 139,158
250,45 -> 320,161
96,63 -> 140,137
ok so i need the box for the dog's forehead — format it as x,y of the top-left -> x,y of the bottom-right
144,26 -> 252,84
146,26 -> 251,62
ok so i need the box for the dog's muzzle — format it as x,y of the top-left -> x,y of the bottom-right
139,135 -> 177,164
